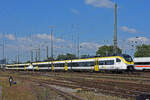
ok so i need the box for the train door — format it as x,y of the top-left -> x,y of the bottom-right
115,58 -> 121,69
94,59 -> 99,71
24,65 -> 26,70
65,62 -> 68,71
36,65 -> 39,71
51,62 -> 54,71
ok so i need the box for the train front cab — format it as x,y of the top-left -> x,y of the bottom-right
119,55 -> 134,72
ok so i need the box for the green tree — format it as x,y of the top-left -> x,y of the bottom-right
96,45 -> 122,57
56,53 -> 76,60
65,53 -> 76,60
56,54 -> 67,60
45,57 -> 55,61
80,54 -> 90,58
134,44 -> 150,57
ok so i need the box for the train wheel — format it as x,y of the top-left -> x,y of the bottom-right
127,66 -> 134,73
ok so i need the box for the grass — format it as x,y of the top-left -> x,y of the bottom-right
31,83 -> 67,100
0,71 -> 67,100
0,77 -> 36,100
75,91 -> 135,100
0,71 -> 138,100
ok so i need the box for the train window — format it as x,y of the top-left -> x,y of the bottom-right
116,58 -> 121,62
89,62 -> 94,66
134,62 -> 150,65
71,63 -> 77,67
78,62 -> 92,67
68,61 -> 94,67
54,63 -> 65,67
38,64 -> 49,67
7,66 -> 14,68
68,62 -> 79,67
16,66 -> 24,68
105,60 -> 114,65
99,61 -> 105,65
78,62 -> 85,66
122,54 -> 133,62
54,64 -> 57,67
59,63 -> 65,67
68,63 -> 71,67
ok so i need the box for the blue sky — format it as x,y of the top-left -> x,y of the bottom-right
0,0 -> 150,62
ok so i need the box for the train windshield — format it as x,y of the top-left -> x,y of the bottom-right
122,54 -> 133,62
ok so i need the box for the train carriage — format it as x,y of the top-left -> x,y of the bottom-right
6,63 -> 30,70
6,54 -> 134,72
134,57 -> 150,71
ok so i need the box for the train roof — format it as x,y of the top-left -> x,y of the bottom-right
134,57 -> 150,62
6,54 -> 132,66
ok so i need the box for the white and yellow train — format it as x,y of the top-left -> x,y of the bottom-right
6,54 -> 134,72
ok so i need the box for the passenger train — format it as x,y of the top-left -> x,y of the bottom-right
134,57 -> 150,71
6,54 -> 134,72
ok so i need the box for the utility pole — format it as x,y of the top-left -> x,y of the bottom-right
30,48 -> 33,62
35,49 -> 38,62
2,40 -> 5,60
113,3 -> 118,55
77,32 -> 80,59
38,46 -> 40,61
50,26 -> 54,60
17,48 -> 19,63
30,33 -> 33,62
46,46 -> 49,60
15,55 -> 17,64
71,24 -> 74,56
70,24 -> 74,71
50,26 -> 54,71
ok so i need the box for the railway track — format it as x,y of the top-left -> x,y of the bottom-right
34,81 -> 87,100
23,71 -> 150,85
32,77 -> 150,99
8,71 -> 150,99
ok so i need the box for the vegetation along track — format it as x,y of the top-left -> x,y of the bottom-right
34,81 -> 86,100
14,71 -> 150,99
17,71 -> 150,84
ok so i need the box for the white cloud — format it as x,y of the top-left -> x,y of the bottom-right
71,9 -> 80,15
18,37 -> 28,41
35,33 -> 51,40
5,34 -> 15,40
120,26 -> 139,34
128,37 -> 149,44
17,37 -> 33,43
80,42 -> 101,50
85,0 -> 114,8
35,33 -> 65,43
55,38 -> 65,42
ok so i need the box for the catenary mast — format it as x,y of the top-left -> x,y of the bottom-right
113,3 -> 118,55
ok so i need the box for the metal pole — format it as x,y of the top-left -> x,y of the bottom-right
30,33 -> 33,62
17,48 -> 19,63
71,24 -> 74,56
38,46 -> 40,61
46,46 -> 49,59
2,40 -> 5,60
50,26 -> 54,71
71,24 -> 74,70
35,49 -> 38,62
31,49 -> 33,62
77,32 -> 80,58
50,26 -> 54,60
15,55 -> 17,64
113,3 -> 118,55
